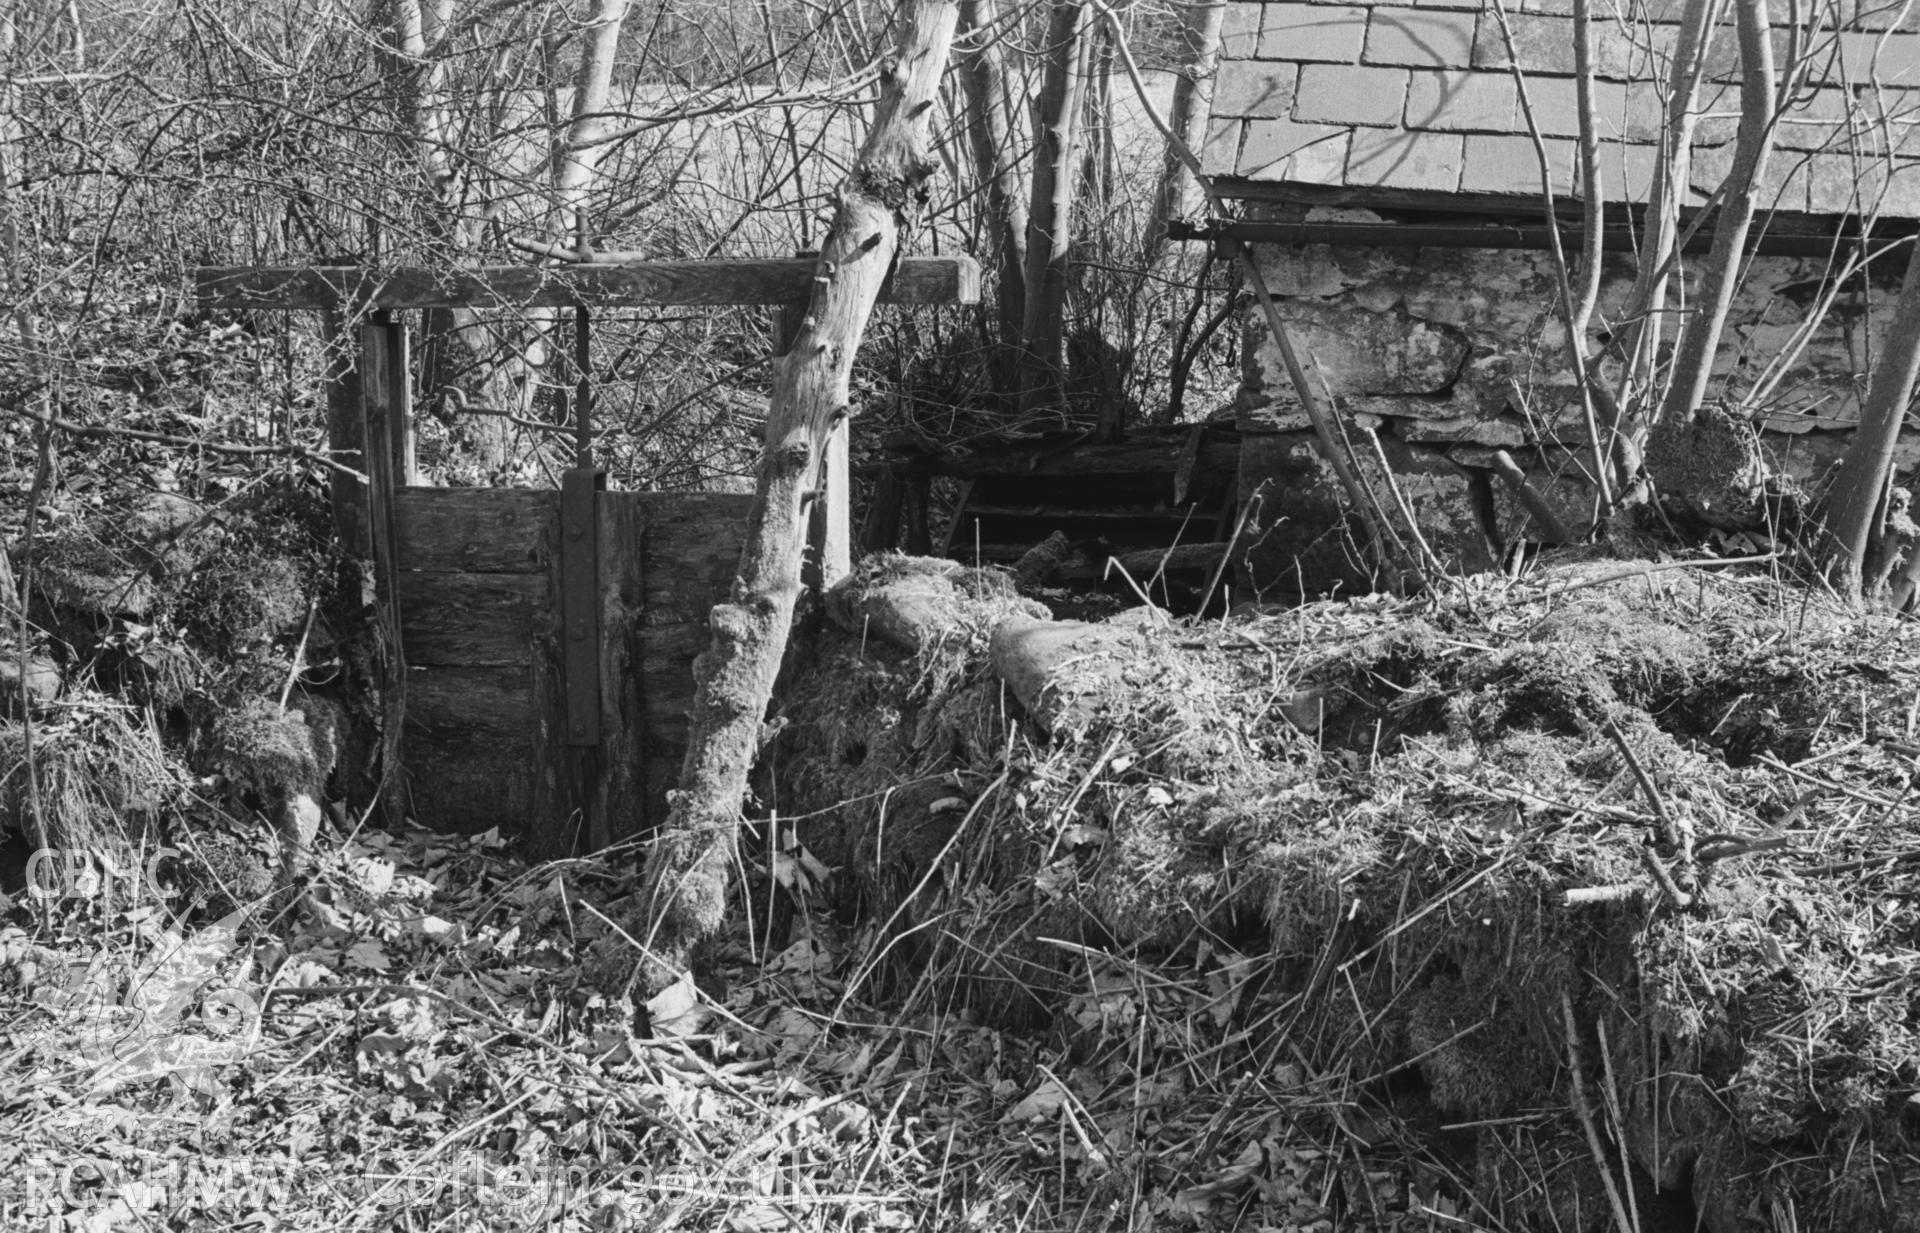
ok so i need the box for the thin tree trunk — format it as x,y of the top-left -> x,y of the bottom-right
553,0 -> 632,249
409,0 -> 632,483
1820,237 -> 1920,600
1488,0 -> 1612,510
1144,0 -> 1224,260
2,6 -> 51,849
384,0 -> 456,199
1613,0 -> 1719,420
1656,0 -> 1775,429
1606,0 -> 1720,497
1084,24 -> 1117,213
1020,0 -> 1092,414
1568,0 -> 1603,346
635,0 -> 960,981
957,0 -> 1028,396
381,0 -> 515,477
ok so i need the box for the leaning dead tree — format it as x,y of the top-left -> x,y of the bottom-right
633,0 -> 960,980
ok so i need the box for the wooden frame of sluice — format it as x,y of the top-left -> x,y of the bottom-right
194,256 -> 980,857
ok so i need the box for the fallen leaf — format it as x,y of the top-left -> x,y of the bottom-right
645,972 -> 710,1038
124,907 -> 245,1031
726,1204 -> 788,1231
765,1006 -> 820,1049
345,939 -> 391,973
404,915 -> 462,945
1004,1076 -> 1070,1122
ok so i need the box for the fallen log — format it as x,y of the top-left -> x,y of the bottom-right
824,555 -> 1046,656
988,614 -> 1141,733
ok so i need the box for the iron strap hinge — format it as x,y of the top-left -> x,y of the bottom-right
560,466 -> 605,747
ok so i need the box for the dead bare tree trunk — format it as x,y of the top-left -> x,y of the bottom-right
634,0 -> 960,981
1819,237 -> 1920,600
957,0 -> 1028,397
1019,0 -> 1092,414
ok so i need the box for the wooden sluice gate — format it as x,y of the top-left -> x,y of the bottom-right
195,256 -> 978,855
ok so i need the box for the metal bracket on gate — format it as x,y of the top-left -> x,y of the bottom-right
561,305 -> 603,747
560,466 -> 604,746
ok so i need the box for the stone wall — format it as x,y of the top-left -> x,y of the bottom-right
1232,204 -> 1920,599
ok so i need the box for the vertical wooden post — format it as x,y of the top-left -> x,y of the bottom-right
818,415 -> 851,583
861,468 -> 905,553
360,312 -> 411,823
320,307 -> 371,557
560,467 -> 604,748
391,319 -> 419,486
904,473 -> 933,555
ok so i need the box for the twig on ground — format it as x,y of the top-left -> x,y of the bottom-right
1561,992 -> 1638,1233
1638,845 -> 1694,909
1102,556 -> 1171,623
1565,883 -> 1643,905
1604,719 -> 1686,853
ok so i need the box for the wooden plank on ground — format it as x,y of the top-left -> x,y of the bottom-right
394,489 -> 552,573
196,257 -> 982,311
397,572 -> 545,666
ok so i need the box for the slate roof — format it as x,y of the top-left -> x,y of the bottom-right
1200,0 -> 1920,215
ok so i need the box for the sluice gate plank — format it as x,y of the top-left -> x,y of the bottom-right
392,487 -> 749,854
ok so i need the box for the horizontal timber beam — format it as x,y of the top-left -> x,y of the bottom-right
196,256 -> 981,311
888,437 -> 1242,480
1169,218 -> 1913,259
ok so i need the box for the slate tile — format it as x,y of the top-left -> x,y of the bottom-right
1202,117 -> 1246,175
1461,131 -> 1577,193
1261,3 -> 1369,61
1214,59 -> 1301,117
1405,69 -> 1519,130
1295,63 -> 1412,124
1240,117 -> 1353,182
1348,128 -> 1467,188
1366,7 -> 1480,67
